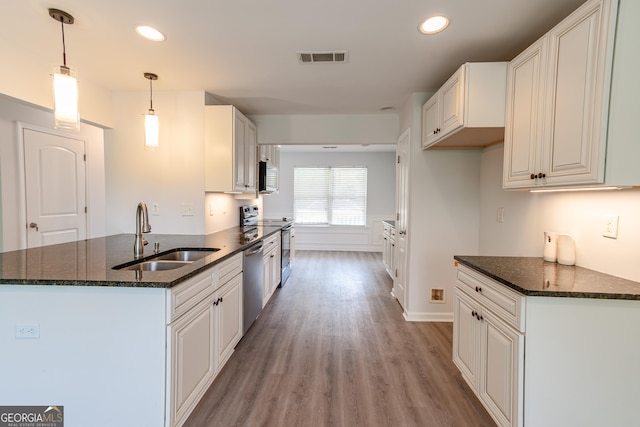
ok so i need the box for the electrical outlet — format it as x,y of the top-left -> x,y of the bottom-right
603,215 -> 619,239
152,203 -> 160,215
15,323 -> 40,339
430,288 -> 445,303
496,207 -> 505,223
181,203 -> 194,216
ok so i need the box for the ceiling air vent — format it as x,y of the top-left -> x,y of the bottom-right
297,51 -> 349,64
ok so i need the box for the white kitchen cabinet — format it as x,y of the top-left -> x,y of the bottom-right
215,272 -> 243,370
205,105 -> 257,193
453,266 -> 524,427
382,222 -> 395,279
167,253 -> 244,427
262,232 -> 281,307
422,62 -> 508,149
168,293 -> 217,427
503,0 -> 619,189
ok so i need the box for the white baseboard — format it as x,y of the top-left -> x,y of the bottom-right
403,311 -> 453,322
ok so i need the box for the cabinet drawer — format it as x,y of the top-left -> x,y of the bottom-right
263,232 -> 280,249
457,265 -> 525,332
215,253 -> 243,290
168,270 -> 214,323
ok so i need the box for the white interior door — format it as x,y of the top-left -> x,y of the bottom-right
393,129 -> 410,310
24,128 -> 87,248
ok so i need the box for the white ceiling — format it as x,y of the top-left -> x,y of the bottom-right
4,0 -> 585,115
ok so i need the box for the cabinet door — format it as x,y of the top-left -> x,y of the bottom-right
440,65 -> 466,138
271,245 -> 281,292
503,38 -> 547,189
389,236 -> 395,280
453,290 -> 480,388
245,120 -> 257,192
233,111 -> 248,192
262,249 -> 272,307
543,0 -> 610,186
422,95 -> 440,148
479,310 -> 523,427
216,274 -> 243,370
169,296 -> 216,427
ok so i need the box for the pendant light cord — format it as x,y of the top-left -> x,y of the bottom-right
149,78 -> 154,111
59,18 -> 67,67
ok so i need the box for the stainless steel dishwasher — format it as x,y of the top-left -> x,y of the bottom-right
243,241 -> 264,334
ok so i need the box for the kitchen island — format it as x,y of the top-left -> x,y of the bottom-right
453,255 -> 640,427
0,226 -> 283,427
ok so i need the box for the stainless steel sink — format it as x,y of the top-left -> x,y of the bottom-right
112,248 -> 220,271
151,249 -> 219,262
118,260 -> 192,271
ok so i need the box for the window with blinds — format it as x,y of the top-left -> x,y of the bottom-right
294,167 -> 367,225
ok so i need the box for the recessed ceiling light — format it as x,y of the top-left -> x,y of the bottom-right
135,25 -> 166,42
419,15 -> 449,35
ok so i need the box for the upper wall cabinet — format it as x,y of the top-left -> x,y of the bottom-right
205,105 -> 257,193
503,0 -> 619,189
422,62 -> 508,149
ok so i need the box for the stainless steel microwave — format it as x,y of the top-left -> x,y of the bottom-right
258,161 -> 278,193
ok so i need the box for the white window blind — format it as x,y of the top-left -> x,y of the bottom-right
294,167 -> 367,225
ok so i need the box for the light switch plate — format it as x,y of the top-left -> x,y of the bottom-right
603,215 -> 619,239
496,207 -> 505,223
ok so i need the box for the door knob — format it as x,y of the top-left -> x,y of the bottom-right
29,222 -> 39,232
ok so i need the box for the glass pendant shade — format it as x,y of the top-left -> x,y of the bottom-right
145,110 -> 159,150
53,66 -> 79,130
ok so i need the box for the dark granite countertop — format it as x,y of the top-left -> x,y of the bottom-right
382,219 -> 395,227
0,225 -> 283,289
454,256 -> 640,301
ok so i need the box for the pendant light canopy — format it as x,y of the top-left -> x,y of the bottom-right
49,9 -> 79,130
144,73 -> 159,150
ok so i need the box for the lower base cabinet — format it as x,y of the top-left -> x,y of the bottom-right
167,253 -> 243,427
169,294 -> 217,426
382,222 -> 395,279
453,266 -> 524,427
262,232 -> 281,307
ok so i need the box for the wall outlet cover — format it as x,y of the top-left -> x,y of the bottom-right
15,323 -> 40,339
603,215 -> 619,239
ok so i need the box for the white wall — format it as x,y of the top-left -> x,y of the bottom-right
0,37 -> 113,128
0,284 -> 167,427
105,91 -> 208,235
0,95 -> 105,252
263,150 -> 396,251
479,144 -> 640,282
204,193 -> 262,234
251,114 -> 399,145
398,93 -> 482,322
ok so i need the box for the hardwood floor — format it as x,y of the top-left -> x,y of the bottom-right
185,251 -> 495,427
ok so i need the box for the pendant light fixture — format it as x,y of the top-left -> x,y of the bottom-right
144,73 -> 159,150
49,9 -> 79,130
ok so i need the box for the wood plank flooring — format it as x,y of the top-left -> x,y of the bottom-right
185,251 -> 495,427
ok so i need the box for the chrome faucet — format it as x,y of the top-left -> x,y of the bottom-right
134,202 -> 152,258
